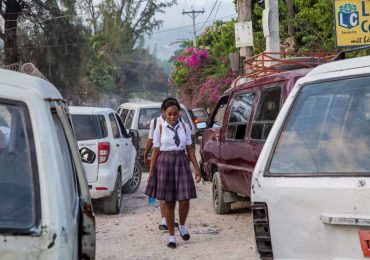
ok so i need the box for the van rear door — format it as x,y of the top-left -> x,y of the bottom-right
254,76 -> 370,258
71,114 -> 107,182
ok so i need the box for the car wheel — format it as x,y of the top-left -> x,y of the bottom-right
102,172 -> 122,214
123,161 -> 142,194
212,172 -> 231,214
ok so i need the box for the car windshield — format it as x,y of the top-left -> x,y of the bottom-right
270,76 -> 370,174
0,102 -> 38,232
138,108 -> 162,129
193,109 -> 208,121
71,114 -> 107,141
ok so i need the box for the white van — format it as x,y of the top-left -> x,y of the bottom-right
252,56 -> 370,259
0,69 -> 95,259
117,102 -> 196,166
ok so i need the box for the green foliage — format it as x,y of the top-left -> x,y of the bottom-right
292,0 -> 334,52
199,20 -> 238,58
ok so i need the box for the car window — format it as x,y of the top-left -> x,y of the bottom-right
71,114 -> 107,141
250,87 -> 281,141
124,110 -> 135,129
269,76 -> 370,174
119,108 -> 129,123
138,108 -> 161,129
53,113 -> 78,214
180,109 -> 192,129
226,92 -> 255,140
109,113 -> 121,139
193,109 -> 208,122
0,101 -> 40,233
211,96 -> 229,128
115,113 -> 129,138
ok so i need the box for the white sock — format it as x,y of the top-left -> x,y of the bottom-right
179,224 -> 188,234
168,235 -> 176,243
161,217 -> 167,226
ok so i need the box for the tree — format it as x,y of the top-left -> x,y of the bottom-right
169,20 -> 238,109
0,0 -> 27,64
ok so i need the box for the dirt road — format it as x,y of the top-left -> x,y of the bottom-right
95,170 -> 256,259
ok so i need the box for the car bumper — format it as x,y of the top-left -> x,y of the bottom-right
88,168 -> 116,199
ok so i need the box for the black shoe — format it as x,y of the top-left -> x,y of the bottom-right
159,222 -> 178,230
167,242 -> 176,249
178,227 -> 190,241
159,224 -> 168,230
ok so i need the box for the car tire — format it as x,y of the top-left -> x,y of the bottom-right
102,172 -> 122,214
212,172 -> 231,214
123,161 -> 142,194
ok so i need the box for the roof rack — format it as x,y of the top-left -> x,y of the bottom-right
0,63 -> 47,80
243,52 -> 336,79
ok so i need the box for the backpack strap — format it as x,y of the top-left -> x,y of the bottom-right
182,122 -> 186,134
153,117 -> 157,130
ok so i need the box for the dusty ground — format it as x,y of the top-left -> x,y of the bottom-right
95,169 -> 256,260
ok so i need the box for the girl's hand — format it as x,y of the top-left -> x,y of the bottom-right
147,173 -> 152,182
194,170 -> 201,183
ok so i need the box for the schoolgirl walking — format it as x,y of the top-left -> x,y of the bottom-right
145,98 -> 201,249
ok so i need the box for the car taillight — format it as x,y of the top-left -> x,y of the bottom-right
252,202 -> 273,259
98,142 -> 110,164
193,117 -> 199,124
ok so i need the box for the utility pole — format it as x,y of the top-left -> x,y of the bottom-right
182,9 -> 204,47
237,0 -> 253,58
264,0 -> 280,54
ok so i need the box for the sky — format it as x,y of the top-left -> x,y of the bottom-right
145,0 -> 237,60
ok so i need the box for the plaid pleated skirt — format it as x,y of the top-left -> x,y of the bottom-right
145,150 -> 197,201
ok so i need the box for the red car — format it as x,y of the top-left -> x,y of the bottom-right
199,63 -> 317,214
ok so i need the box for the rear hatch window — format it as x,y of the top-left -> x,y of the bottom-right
71,114 -> 107,141
193,109 -> 208,122
138,108 -> 161,129
269,76 -> 370,175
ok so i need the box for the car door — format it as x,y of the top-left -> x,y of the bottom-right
52,111 -> 80,258
0,100 -> 44,258
71,113 -> 106,183
200,95 -> 229,180
115,113 -> 135,184
219,90 -> 256,196
108,113 -> 125,175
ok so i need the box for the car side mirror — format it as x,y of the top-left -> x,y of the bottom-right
80,147 -> 96,164
196,122 -> 207,129
129,129 -> 138,139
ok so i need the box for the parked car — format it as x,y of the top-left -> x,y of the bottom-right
0,69 -> 95,258
192,107 -> 209,125
251,55 -> 370,259
186,108 -> 206,140
117,102 -> 196,166
199,55 -> 331,214
69,106 -> 141,214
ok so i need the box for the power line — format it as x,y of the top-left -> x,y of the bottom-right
152,13 -> 235,35
197,0 -> 219,34
213,0 -> 222,23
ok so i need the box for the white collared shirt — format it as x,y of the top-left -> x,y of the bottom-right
153,119 -> 192,151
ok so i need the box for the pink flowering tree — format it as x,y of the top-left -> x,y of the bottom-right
169,20 -> 238,110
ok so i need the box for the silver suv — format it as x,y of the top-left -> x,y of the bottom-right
70,106 -> 141,214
